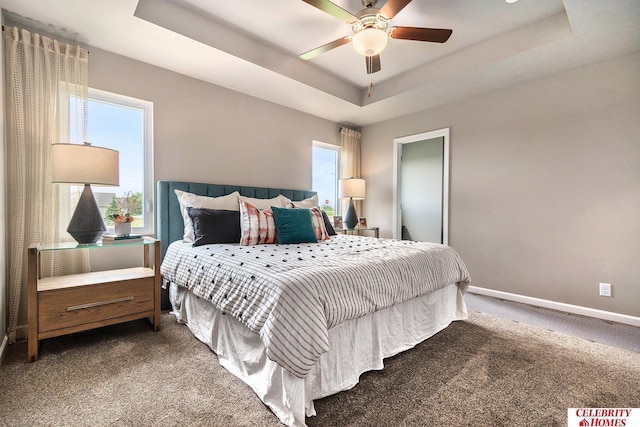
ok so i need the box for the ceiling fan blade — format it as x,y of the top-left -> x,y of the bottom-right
301,0 -> 357,23
300,36 -> 351,60
366,55 -> 381,74
379,0 -> 413,19
389,26 -> 453,43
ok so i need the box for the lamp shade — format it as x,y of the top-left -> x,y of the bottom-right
339,178 -> 366,200
51,143 -> 119,186
351,28 -> 388,57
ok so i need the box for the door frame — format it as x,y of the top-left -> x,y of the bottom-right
393,127 -> 449,244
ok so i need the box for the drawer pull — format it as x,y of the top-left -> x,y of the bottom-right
66,296 -> 134,311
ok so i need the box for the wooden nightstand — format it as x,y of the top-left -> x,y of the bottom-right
27,237 -> 161,362
335,227 -> 379,238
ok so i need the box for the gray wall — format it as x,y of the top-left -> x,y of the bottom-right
89,47 -> 339,192
362,52 -> 640,317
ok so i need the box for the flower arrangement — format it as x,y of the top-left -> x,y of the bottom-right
112,213 -> 134,223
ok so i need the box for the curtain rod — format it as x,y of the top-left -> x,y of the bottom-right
2,24 -> 90,54
339,126 -> 360,133
339,127 -> 363,134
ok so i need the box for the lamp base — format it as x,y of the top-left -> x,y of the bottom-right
343,198 -> 358,229
67,184 -> 107,244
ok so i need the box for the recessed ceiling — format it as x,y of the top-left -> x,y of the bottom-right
177,0 -> 563,87
2,0 -> 639,126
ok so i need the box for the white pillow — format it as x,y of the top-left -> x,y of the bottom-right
175,189 -> 240,243
238,194 -> 288,210
287,194 -> 319,209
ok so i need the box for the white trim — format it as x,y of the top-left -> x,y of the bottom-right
0,334 -> 8,366
312,140 -> 340,151
468,286 -> 640,327
393,128 -> 449,244
312,140 -> 341,215
87,88 -> 155,235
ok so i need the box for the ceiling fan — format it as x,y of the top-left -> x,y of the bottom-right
299,0 -> 453,74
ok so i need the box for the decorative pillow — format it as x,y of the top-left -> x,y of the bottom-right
175,189 -> 240,243
187,208 -> 241,247
238,194 -> 288,211
271,206 -> 318,245
309,206 -> 330,241
321,210 -> 337,236
285,194 -> 319,209
239,200 -> 277,245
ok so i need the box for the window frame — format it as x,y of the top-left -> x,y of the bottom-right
312,140 -> 341,216
85,88 -> 155,236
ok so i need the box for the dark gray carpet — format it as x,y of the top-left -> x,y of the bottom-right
1,312 -> 638,427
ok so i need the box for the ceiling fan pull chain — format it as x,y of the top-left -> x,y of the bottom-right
366,55 -> 373,98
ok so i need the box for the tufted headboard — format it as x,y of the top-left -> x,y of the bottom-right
156,180 -> 316,309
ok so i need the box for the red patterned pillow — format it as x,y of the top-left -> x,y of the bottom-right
239,200 -> 277,245
309,206 -> 330,241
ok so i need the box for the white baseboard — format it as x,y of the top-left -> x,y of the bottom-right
0,334 -> 7,366
467,286 -> 640,327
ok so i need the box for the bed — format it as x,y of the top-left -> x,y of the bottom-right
157,180 -> 470,427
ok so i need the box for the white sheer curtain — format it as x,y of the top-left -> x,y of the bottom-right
5,26 -> 90,343
339,127 -> 362,216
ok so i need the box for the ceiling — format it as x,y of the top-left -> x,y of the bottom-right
2,0 -> 639,127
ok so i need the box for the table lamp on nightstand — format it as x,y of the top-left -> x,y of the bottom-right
339,178 -> 365,230
51,142 -> 119,244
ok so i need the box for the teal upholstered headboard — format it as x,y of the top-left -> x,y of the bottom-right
156,180 -> 316,309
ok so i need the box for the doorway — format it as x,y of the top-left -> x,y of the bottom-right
393,128 -> 449,244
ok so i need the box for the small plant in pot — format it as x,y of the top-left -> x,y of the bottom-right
113,213 -> 134,236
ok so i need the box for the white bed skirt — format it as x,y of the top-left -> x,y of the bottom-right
170,282 -> 468,427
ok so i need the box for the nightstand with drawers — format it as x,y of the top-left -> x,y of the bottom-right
27,237 -> 161,362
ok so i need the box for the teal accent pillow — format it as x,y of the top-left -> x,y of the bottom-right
271,206 -> 318,244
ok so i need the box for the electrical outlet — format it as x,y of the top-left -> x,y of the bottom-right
599,283 -> 612,297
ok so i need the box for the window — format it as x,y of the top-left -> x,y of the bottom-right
312,141 -> 340,216
70,88 -> 154,235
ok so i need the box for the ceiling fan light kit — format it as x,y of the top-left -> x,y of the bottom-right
352,27 -> 388,56
300,0 -> 453,75
351,7 -> 389,56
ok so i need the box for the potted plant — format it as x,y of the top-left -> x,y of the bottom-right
113,213 -> 134,236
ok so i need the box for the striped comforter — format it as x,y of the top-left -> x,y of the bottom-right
161,234 -> 470,378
